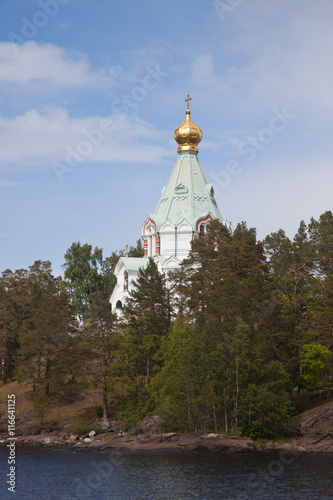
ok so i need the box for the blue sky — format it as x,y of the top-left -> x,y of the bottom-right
0,0 -> 332,276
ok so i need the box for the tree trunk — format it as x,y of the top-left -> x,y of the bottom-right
37,352 -> 41,380
223,385 -> 228,433
147,355 -> 150,385
2,359 -> 7,384
103,361 -> 109,421
103,388 -> 108,421
33,378 -> 37,400
207,368 -> 217,432
235,355 -> 239,430
2,335 -> 7,384
45,358 -> 50,396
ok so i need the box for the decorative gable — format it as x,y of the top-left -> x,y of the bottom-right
174,183 -> 188,194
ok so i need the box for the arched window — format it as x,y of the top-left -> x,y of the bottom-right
199,224 -> 205,239
116,300 -> 123,309
123,270 -> 128,291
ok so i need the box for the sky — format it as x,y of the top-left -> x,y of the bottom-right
0,0 -> 332,277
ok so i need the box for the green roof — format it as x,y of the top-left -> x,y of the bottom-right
117,256 -> 168,273
150,150 -> 231,231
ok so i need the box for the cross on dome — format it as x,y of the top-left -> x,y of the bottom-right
185,94 -> 192,110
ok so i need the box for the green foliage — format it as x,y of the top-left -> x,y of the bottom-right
114,385 -> 156,428
95,405 -> 104,418
14,261 -> 75,401
67,410 -> 100,436
128,239 -> 144,258
308,210 -> 333,278
78,295 -> 119,420
33,393 -> 49,426
124,258 -> 171,384
157,398 -> 187,433
2,212 -> 333,441
0,268 -> 27,383
297,343 -> 332,390
153,318 -> 209,432
62,242 -> 103,320
62,240 -> 144,319
51,363 -> 87,404
237,362 -> 295,439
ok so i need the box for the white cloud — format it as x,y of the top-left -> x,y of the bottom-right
0,41 -> 171,92
0,180 -> 20,186
191,54 -> 217,87
0,41 -> 118,88
213,157 -> 333,241
0,107 -> 172,170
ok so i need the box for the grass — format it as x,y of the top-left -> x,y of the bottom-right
0,380 -> 103,436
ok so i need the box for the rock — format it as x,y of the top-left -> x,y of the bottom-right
89,430 -> 96,437
262,441 -> 276,452
67,434 -> 78,444
136,415 -> 161,435
294,401 -> 333,435
275,442 -> 299,453
42,436 -> 54,444
83,437 -> 92,443
94,432 -> 257,453
99,420 -> 110,432
282,400 -> 333,453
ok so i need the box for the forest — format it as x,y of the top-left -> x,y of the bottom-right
0,211 -> 332,440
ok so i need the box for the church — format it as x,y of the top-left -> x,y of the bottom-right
110,95 -> 233,314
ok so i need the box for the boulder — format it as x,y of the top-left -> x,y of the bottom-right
42,436 -> 54,444
136,415 -> 161,435
294,401 -> 333,435
99,420 -> 110,432
67,434 -> 78,444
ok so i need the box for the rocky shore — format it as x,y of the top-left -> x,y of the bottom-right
1,429 -> 333,454
1,400 -> 332,454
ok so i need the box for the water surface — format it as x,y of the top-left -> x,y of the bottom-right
0,446 -> 332,499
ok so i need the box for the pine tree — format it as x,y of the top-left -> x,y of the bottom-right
117,258 -> 171,423
308,211 -> 333,347
0,269 -> 28,383
263,222 -> 316,379
78,294 -> 119,421
125,258 -> 171,384
168,220 -> 269,432
17,261 -> 74,399
152,316 -> 211,432
62,242 -> 103,320
308,211 -> 333,278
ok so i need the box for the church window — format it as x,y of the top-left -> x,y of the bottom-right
199,224 -> 205,239
116,300 -> 123,309
123,271 -> 128,291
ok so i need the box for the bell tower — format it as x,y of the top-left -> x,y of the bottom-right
142,95 -> 232,264
110,96 -> 233,314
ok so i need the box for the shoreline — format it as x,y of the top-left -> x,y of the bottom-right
1,431 -> 333,454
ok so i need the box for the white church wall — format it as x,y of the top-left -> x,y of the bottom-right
160,221 -> 176,257
176,220 -> 193,260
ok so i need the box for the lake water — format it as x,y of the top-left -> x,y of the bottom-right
0,446 -> 333,499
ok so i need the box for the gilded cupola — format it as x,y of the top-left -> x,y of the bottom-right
174,94 -> 203,152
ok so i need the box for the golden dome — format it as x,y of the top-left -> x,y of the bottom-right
174,95 -> 203,152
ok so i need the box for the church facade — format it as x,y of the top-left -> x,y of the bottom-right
110,96 -> 233,314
